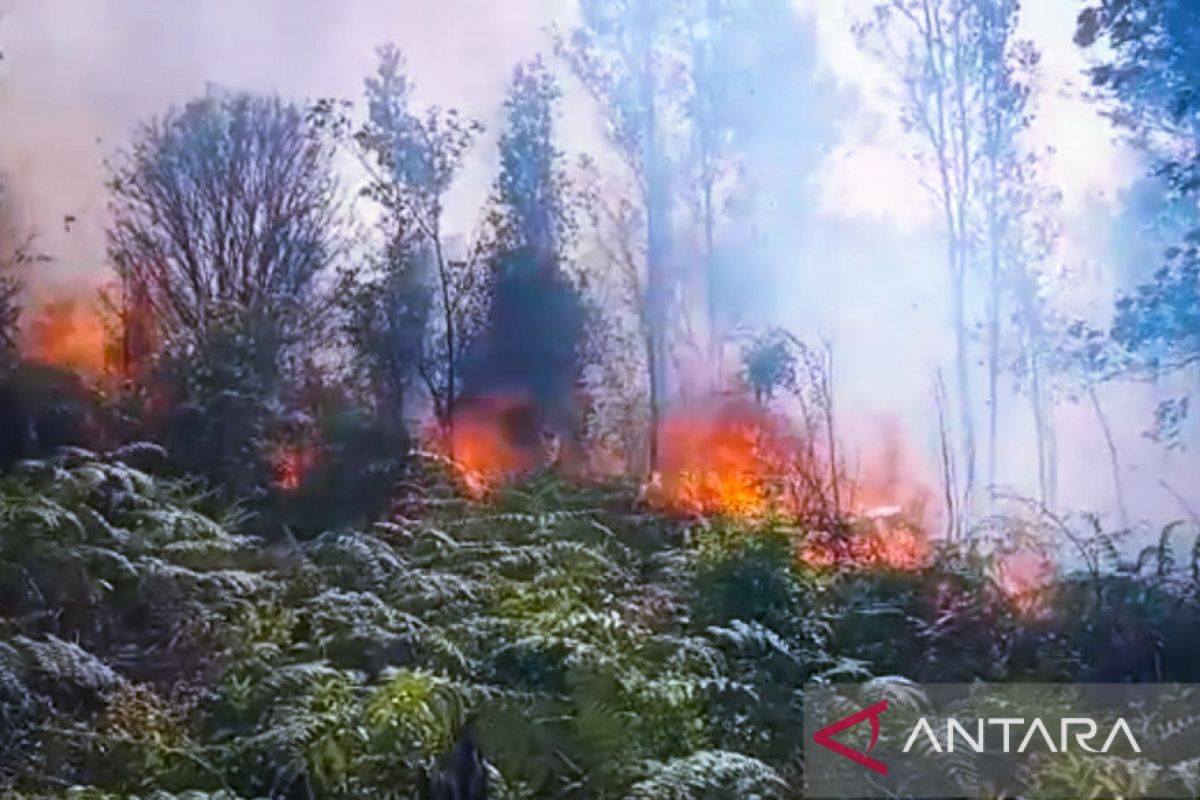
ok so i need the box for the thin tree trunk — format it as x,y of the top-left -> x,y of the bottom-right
951,261 -> 977,514
703,178 -> 719,388
1089,384 -> 1129,529
642,13 -> 669,476
1029,352 -> 1049,505
433,233 -> 456,461
823,343 -> 840,515
935,370 -> 960,540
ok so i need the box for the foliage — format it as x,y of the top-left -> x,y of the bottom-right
350,45 -> 487,441
108,90 -> 344,351
145,307 -> 296,503
4,450 -> 1200,797
461,60 -> 586,460
1078,0 -> 1200,386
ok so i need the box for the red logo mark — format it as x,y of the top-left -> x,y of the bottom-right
812,699 -> 889,776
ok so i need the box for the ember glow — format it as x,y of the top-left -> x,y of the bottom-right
23,299 -> 108,375
271,443 -> 320,491
994,549 -> 1055,616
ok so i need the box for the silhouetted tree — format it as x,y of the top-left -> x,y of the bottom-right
106,91 -> 343,497
461,59 -> 585,464
108,91 -> 343,352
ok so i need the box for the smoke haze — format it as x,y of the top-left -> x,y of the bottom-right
1,0 -> 1195,528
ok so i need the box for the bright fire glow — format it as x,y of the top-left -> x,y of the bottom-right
432,394 -> 538,498
23,299 -> 109,375
645,400 -> 934,571
995,549 -> 1054,616
648,400 -> 796,518
426,392 -> 935,571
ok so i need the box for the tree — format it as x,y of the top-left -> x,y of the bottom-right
1076,0 -> 1200,201
859,0 -> 1062,519
560,0 -> 684,473
460,58 -> 586,464
1077,0 -> 1200,441
353,44 -> 484,454
971,0 -> 1067,507
105,91 -> 343,497
108,91 -> 343,355
491,58 -> 572,257
0,180 -> 25,373
682,0 -> 838,377
857,0 -> 987,524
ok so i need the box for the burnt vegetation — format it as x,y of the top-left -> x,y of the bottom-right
0,0 -> 1199,798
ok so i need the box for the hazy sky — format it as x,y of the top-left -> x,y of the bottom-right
0,0 -> 1133,291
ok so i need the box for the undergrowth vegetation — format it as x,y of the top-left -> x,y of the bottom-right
2,449 -> 1200,798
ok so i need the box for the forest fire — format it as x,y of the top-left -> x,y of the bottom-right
995,549 -> 1055,616
22,299 -> 109,375
646,402 -> 935,570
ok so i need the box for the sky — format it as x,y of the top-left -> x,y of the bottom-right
0,0 -> 1134,286
0,0 -> 1193,525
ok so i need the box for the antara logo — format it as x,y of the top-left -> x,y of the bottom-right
813,700 -> 1144,778
812,699 -> 890,776
902,716 -> 1142,754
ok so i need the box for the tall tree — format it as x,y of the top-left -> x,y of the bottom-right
492,57 -> 572,256
683,0 -> 837,374
108,91 -> 343,352
974,0 -> 1064,506
461,57 -> 585,463
106,91 -> 344,497
560,0 -> 684,473
858,0 -> 997,523
354,44 -> 484,453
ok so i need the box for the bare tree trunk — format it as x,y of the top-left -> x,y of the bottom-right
433,234 -> 456,461
1046,395 -> 1059,508
985,158 -> 1001,503
951,261 -> 977,514
1089,384 -> 1129,529
703,179 -> 719,388
823,342 -> 840,515
935,370 -> 960,540
1029,352 -> 1049,505
642,20 -> 670,476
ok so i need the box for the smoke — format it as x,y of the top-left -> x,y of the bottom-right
0,0 -> 567,294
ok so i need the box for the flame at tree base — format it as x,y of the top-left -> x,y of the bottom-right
427,394 -> 541,498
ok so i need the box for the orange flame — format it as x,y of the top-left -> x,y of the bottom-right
23,298 -> 109,375
647,401 -> 934,571
649,400 -> 797,518
430,394 -> 540,498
